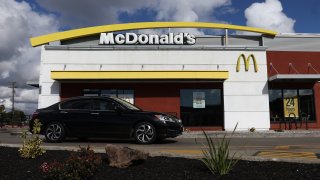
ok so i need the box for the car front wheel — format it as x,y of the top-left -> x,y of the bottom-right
45,122 -> 65,143
134,122 -> 156,144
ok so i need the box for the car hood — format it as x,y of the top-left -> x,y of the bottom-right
131,110 -> 181,122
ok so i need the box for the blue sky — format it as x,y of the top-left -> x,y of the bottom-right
221,0 -> 319,33
23,0 -> 320,33
0,0 -> 319,113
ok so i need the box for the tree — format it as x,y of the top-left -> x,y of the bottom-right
0,105 -> 5,113
0,105 -> 5,127
2,109 -> 27,126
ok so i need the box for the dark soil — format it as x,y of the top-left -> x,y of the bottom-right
0,146 -> 319,180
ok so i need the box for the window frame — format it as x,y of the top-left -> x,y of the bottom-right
59,99 -> 92,111
268,88 -> 316,122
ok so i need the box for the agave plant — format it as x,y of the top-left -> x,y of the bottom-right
200,123 -> 239,176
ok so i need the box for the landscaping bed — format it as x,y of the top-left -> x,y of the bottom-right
0,146 -> 319,180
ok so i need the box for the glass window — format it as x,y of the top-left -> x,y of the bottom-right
269,89 -> 283,122
83,89 -> 100,96
118,90 -> 134,104
92,100 -> 118,111
110,97 -> 140,111
60,100 -> 91,110
268,88 -> 316,122
299,89 -> 315,121
180,89 -> 223,126
283,89 -> 297,98
83,89 -> 135,104
101,89 -> 134,104
101,89 -> 117,97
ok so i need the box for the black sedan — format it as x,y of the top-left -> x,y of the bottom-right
30,96 -> 183,144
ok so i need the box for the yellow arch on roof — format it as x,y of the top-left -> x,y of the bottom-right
30,22 -> 277,47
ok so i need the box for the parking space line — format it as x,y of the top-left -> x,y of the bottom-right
256,151 -> 318,160
160,149 -> 203,154
274,146 -> 290,150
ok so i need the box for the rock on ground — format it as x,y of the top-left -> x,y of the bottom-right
105,144 -> 149,168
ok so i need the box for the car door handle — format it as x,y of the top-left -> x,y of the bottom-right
60,111 -> 68,114
91,113 -> 99,115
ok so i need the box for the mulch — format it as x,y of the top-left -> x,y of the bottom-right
0,146 -> 319,180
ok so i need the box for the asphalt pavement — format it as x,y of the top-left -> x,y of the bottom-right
1,126 -> 320,164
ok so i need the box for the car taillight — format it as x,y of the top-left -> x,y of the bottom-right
32,111 -> 39,119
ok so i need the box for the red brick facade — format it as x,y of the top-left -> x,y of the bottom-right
267,51 -> 320,129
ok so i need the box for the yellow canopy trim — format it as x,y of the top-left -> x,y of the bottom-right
51,70 -> 229,80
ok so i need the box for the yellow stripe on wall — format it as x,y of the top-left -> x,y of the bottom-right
51,71 -> 229,80
30,22 -> 277,47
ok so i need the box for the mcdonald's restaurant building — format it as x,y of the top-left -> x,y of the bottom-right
30,22 -> 320,131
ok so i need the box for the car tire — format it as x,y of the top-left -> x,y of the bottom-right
44,122 -> 65,143
156,137 -> 166,143
134,122 -> 156,144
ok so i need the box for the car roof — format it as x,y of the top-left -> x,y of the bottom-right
68,96 -> 112,100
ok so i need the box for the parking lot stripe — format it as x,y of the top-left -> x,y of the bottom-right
256,151 -> 318,159
161,149 -> 202,154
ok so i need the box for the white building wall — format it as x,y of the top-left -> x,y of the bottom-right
38,46 -> 61,108
223,52 -> 270,130
39,47 -> 270,130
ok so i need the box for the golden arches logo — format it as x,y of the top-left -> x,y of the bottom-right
236,54 -> 258,72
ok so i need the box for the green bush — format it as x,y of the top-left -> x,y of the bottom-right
19,119 -> 46,158
40,145 -> 102,180
200,124 -> 239,176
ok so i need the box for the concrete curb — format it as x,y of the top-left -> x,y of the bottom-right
178,130 -> 320,138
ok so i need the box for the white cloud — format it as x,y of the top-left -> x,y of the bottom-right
137,0 -> 232,35
37,0 -> 232,35
0,87 -> 38,114
0,87 -> 11,99
153,0 -> 231,22
36,0 -> 155,28
0,0 -> 59,113
15,88 -> 39,103
244,0 -> 295,33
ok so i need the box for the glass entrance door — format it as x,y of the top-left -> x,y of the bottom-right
180,89 -> 223,126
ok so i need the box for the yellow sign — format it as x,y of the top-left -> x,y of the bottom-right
283,97 -> 299,118
236,54 -> 258,72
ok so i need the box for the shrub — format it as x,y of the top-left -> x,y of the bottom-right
200,123 -> 239,176
19,119 -> 46,158
40,145 -> 102,180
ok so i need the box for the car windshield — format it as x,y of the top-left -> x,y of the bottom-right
110,97 -> 141,111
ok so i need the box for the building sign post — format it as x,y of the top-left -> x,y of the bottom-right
283,97 -> 299,118
193,92 -> 205,108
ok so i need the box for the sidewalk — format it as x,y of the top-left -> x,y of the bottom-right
179,129 -> 320,138
0,126 -> 29,136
